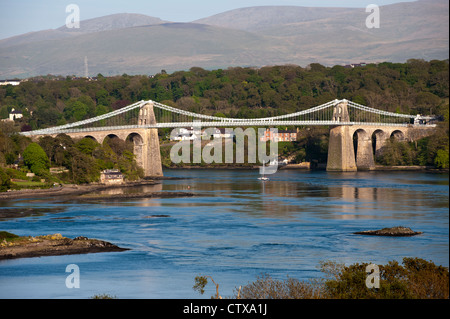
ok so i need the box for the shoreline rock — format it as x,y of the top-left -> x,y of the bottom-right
0,233 -> 129,260
354,226 -> 423,237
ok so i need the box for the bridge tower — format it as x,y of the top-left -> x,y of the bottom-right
327,100 -> 357,171
138,102 -> 163,176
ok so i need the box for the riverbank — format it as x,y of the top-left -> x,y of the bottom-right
0,232 -> 128,260
0,178 -> 197,201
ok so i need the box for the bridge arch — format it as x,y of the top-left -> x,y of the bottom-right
83,135 -> 98,143
372,129 -> 388,157
390,130 -> 405,141
126,132 -> 145,169
103,134 -> 121,145
353,128 -> 375,170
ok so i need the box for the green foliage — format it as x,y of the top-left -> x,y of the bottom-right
193,275 -> 221,299
434,149 -> 449,169
232,258 -> 449,299
322,257 -> 449,299
376,122 -> 449,167
36,135 -> 143,184
1,61 -> 448,131
22,143 -> 50,176
193,276 -> 208,295
0,166 -> 12,192
70,150 -> 99,184
75,137 -> 99,156
0,231 -> 19,240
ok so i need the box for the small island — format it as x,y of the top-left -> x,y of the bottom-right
354,226 -> 423,237
0,231 -> 129,260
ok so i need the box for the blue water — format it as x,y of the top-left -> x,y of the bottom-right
0,169 -> 448,299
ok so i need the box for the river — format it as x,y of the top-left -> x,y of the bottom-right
0,169 -> 448,299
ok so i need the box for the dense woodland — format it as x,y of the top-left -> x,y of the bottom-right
0,59 -> 449,188
1,59 -> 449,127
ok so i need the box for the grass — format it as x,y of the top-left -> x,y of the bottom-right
0,231 -> 19,241
10,180 -> 53,190
12,181 -> 46,187
0,231 -> 66,247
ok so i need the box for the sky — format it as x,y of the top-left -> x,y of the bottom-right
0,0 -> 415,40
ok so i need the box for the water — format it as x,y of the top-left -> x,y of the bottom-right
0,169 -> 448,299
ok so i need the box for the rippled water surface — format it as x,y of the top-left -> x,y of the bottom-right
0,169 -> 448,299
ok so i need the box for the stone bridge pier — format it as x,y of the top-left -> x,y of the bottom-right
326,101 -> 436,171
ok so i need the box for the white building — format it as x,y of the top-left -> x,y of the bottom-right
171,127 -> 235,141
100,169 -> 124,184
9,109 -> 23,121
0,79 -> 21,86
170,127 -> 202,141
209,128 -> 235,139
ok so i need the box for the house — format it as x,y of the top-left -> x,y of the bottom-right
100,169 -> 124,184
344,62 -> 367,69
260,128 -> 298,142
170,127 -> 202,141
0,79 -> 21,86
204,128 -> 235,139
9,109 -> 23,121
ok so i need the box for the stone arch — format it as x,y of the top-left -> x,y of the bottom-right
83,135 -> 98,143
372,129 -> 388,157
390,130 -> 405,141
126,132 -> 145,168
353,128 -> 375,170
103,134 -> 120,145
353,129 -> 366,158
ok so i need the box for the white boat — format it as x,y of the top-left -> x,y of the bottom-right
258,163 -> 270,181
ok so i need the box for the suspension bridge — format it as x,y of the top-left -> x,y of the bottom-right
21,99 -> 437,176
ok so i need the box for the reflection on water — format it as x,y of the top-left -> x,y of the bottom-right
97,183 -> 163,195
0,169 -> 448,299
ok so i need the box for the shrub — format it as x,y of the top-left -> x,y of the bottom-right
236,274 -> 325,299
321,257 -> 449,299
230,258 -> 448,299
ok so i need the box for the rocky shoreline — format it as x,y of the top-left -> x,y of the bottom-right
0,232 -> 129,260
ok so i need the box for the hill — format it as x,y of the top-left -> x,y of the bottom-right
194,6 -> 357,32
0,23 -> 285,78
0,1 -> 448,79
0,13 -> 167,49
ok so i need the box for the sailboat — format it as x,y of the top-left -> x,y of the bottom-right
258,162 -> 269,181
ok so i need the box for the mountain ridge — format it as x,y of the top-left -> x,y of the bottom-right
0,1 -> 448,79
0,13 -> 168,49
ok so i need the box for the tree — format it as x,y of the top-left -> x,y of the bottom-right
22,143 -> 50,175
321,257 -> 449,299
0,166 -> 11,192
434,149 -> 449,169
70,150 -> 99,184
75,138 -> 99,156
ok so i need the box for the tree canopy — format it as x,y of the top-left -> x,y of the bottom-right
1,60 -> 448,130
22,143 -> 50,176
